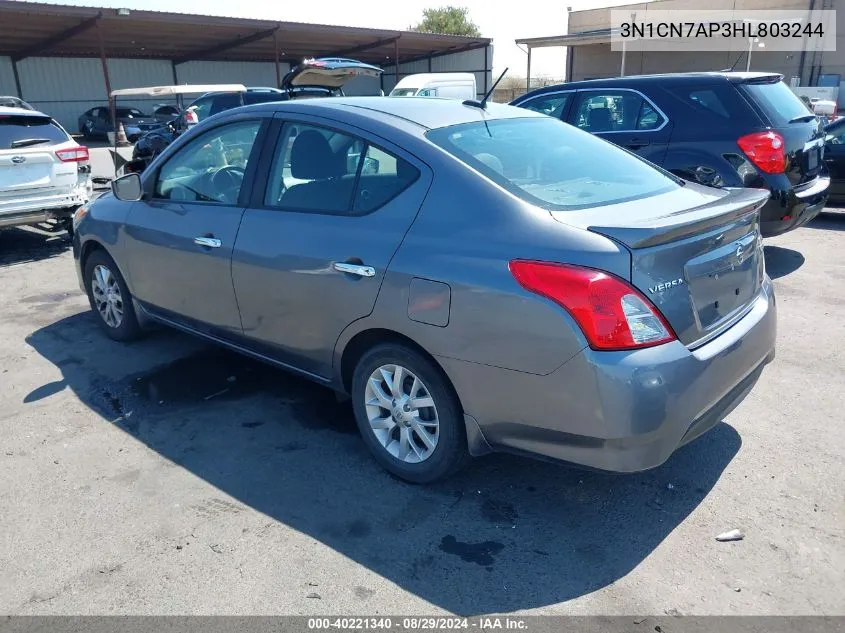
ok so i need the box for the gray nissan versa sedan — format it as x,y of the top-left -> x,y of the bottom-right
71,97 -> 777,483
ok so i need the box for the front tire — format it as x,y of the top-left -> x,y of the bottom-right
351,343 -> 469,484
84,250 -> 142,342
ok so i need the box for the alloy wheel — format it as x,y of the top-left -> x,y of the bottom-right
91,264 -> 124,329
364,364 -> 440,463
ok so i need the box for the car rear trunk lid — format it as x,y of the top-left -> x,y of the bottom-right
281,57 -> 383,91
551,184 -> 769,348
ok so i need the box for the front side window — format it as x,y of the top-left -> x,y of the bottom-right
264,122 -> 419,215
427,117 -> 678,210
417,88 -> 436,97
154,120 -> 261,204
520,93 -> 571,119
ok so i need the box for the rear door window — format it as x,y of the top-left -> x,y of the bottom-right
0,115 -> 69,149
740,79 -> 813,125
572,90 -> 665,133
264,122 -> 419,215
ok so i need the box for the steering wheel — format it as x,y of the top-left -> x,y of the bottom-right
211,165 -> 245,191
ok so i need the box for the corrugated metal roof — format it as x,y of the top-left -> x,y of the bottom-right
0,1 -> 491,66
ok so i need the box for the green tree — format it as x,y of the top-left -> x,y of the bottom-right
411,6 -> 481,37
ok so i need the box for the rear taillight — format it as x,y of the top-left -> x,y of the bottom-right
737,131 -> 785,174
509,260 -> 676,351
185,110 -> 198,124
56,146 -> 89,162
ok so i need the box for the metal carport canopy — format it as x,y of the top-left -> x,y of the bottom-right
515,29 -> 621,87
0,1 -> 490,66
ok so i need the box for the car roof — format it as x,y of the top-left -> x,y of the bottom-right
251,96 -> 545,130
520,71 -> 782,96
0,105 -> 49,117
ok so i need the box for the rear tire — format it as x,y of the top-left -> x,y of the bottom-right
351,343 -> 469,484
83,250 -> 142,342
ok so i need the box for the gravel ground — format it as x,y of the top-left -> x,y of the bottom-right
0,212 -> 843,616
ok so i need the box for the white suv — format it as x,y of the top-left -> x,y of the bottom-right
0,106 -> 92,233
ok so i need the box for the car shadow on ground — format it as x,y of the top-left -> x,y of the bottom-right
0,226 -> 71,268
763,245 -> 805,279
805,211 -> 845,232
26,312 -> 742,615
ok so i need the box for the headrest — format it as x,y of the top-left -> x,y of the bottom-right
290,130 -> 342,179
588,107 -> 612,131
474,152 -> 505,175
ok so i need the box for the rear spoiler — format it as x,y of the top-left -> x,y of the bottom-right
587,188 -> 770,249
731,74 -> 783,85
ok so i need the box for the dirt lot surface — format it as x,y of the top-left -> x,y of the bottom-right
0,213 -> 843,616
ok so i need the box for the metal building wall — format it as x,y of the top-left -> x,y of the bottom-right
381,44 -> 493,99
175,61 -> 285,88
13,57 -> 174,132
0,56 -> 17,95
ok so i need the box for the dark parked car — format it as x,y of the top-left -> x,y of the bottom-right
131,58 -> 383,166
512,72 -> 829,237
823,117 -> 845,205
72,97 -> 776,483
78,106 -> 159,141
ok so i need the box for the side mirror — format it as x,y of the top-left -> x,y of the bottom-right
112,172 -> 143,201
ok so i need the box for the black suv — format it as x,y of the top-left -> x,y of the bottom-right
512,72 -> 829,237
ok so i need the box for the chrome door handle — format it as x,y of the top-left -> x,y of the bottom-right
333,262 -> 375,277
194,237 -> 222,248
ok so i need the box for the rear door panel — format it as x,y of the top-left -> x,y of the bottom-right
231,115 -> 431,377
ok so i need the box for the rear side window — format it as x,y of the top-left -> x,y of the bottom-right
209,93 -> 242,116
427,117 -> 678,210
741,80 -> 812,125
662,84 -> 756,125
0,115 -> 69,149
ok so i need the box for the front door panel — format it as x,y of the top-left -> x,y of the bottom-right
124,117 -> 265,335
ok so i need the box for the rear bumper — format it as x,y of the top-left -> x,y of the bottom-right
439,277 -> 777,472
760,175 -> 828,237
0,182 -> 91,228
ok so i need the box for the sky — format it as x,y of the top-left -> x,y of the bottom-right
48,0 -> 640,78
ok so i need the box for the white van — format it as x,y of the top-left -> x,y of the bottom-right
389,73 -> 477,100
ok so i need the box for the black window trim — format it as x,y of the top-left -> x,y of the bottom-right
572,87 -> 669,134
147,115 -> 268,208
253,114 -> 423,218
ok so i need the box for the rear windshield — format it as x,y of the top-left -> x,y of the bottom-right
741,80 -> 813,126
116,108 -> 147,118
426,117 -> 678,210
0,115 -> 68,149
243,92 -> 286,105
